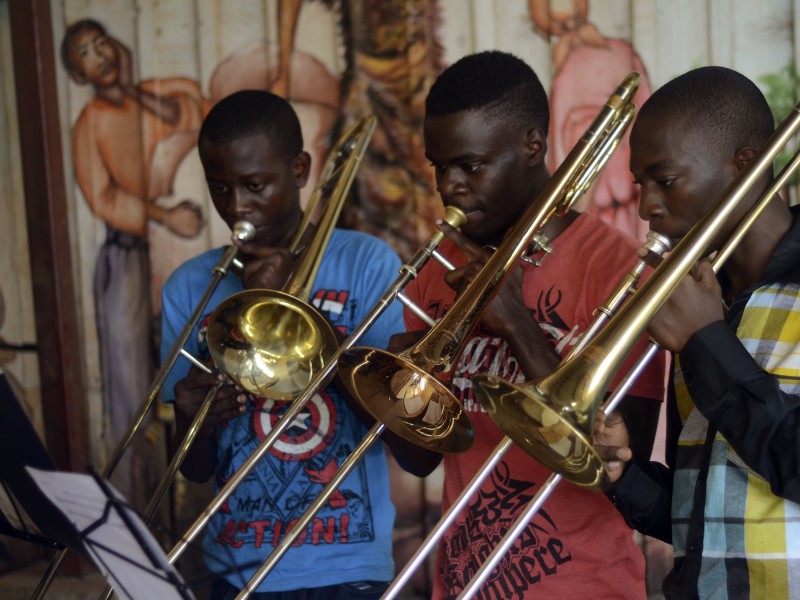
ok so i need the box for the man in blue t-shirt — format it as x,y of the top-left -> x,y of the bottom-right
160,90 -> 406,599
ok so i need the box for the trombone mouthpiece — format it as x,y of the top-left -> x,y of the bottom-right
232,221 -> 256,242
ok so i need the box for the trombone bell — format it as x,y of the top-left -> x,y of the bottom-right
207,289 -> 339,400
473,375 -> 605,488
337,348 -> 474,453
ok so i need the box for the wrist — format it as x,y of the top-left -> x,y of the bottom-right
148,203 -> 167,224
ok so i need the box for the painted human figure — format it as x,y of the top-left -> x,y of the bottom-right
61,19 -> 208,495
530,0 -> 652,241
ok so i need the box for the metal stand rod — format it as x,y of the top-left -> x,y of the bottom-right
31,238 -> 245,600
97,379 -> 220,600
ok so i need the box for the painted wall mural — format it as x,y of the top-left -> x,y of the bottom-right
2,0 -> 800,595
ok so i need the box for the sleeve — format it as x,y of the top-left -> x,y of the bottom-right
72,110 -> 149,235
606,460 -> 674,543
680,320 -> 800,502
352,238 -> 405,350
159,269 -> 199,403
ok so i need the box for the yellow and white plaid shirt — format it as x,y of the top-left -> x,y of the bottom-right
672,280 -> 800,599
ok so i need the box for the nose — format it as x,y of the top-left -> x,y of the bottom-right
436,166 -> 466,201
228,188 -> 253,219
637,187 -> 662,223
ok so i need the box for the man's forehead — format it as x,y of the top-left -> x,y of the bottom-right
70,27 -> 103,50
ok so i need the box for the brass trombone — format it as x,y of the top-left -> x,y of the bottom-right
226,73 -> 642,597
153,116 -> 379,524
206,116 -> 377,400
335,73 -> 641,455
455,99 -> 800,599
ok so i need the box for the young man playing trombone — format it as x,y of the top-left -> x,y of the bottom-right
596,66 -> 800,599
393,51 -> 667,599
160,90 -> 404,599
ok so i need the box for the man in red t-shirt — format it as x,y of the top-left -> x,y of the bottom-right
392,51 -> 666,599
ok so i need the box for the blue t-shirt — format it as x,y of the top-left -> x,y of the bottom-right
160,228 -> 404,592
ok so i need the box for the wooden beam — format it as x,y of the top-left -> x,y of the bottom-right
8,0 -> 89,473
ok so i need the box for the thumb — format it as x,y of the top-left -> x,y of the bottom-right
693,259 -> 716,285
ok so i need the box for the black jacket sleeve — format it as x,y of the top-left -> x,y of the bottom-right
606,459 -> 674,543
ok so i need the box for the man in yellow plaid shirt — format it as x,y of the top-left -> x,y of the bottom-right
595,65 -> 800,599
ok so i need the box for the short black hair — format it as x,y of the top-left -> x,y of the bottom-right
638,66 -> 774,158
425,51 -> 549,135
199,90 -> 304,161
60,18 -> 107,73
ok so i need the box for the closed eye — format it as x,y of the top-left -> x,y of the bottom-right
207,181 -> 228,195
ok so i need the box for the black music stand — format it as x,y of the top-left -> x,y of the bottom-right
0,369 -> 78,550
0,370 -> 194,600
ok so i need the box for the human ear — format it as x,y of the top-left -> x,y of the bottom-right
733,147 -> 758,173
524,127 -> 547,166
293,151 -> 312,188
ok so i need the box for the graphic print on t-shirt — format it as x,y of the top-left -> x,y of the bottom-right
441,284 -> 580,413
440,461 -> 573,598
212,392 -> 376,551
427,282 -> 578,597
311,289 -> 352,336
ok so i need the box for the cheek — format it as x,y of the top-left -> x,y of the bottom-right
210,197 -> 231,218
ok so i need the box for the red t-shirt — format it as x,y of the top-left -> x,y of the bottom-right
404,213 -> 666,600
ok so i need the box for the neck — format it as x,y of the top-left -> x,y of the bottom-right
540,209 -> 580,244
95,85 -> 125,106
720,196 -> 792,300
